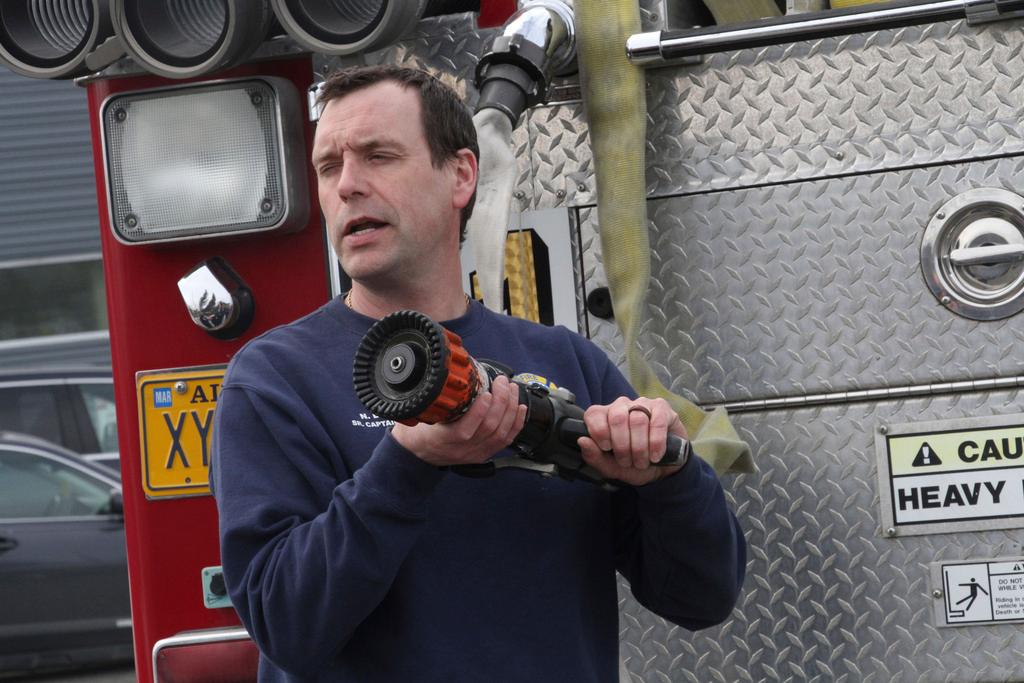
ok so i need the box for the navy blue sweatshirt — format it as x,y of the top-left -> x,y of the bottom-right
211,297 -> 745,682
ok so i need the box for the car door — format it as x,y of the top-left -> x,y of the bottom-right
0,443 -> 131,670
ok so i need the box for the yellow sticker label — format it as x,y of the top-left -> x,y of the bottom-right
888,425 -> 1024,477
511,372 -> 557,389
136,366 -> 226,499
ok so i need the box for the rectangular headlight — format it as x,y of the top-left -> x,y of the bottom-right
102,78 -> 308,244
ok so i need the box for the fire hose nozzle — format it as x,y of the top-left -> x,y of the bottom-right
352,310 -> 481,427
353,311 -> 691,485
474,0 -> 576,126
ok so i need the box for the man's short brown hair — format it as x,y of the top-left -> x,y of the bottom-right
317,65 -> 479,243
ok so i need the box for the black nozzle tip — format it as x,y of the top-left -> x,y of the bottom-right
353,310 -> 450,422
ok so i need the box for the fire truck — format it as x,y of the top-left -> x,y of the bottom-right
3,0 -> 1024,681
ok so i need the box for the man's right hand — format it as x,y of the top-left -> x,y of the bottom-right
391,374 -> 527,466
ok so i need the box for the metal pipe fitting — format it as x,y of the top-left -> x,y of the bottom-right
0,0 -> 119,79
270,0 -> 480,57
475,0 -> 576,126
111,0 -> 275,79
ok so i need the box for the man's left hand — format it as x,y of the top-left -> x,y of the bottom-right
577,396 -> 686,486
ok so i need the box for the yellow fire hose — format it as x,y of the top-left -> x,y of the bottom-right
574,0 -> 753,474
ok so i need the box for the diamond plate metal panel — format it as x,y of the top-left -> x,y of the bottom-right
577,155 -> 1024,403
514,18 -> 1024,209
645,18 -> 1024,196
621,389 -> 1024,683
524,101 -> 593,210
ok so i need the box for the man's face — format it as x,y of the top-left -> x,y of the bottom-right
312,81 -> 474,292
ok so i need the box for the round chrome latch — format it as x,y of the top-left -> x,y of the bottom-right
921,188 -> 1024,320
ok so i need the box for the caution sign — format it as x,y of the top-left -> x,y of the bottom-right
137,365 -> 226,499
876,414 -> 1024,535
932,558 -> 1024,628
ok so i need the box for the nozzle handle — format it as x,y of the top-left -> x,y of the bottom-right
560,418 -> 690,467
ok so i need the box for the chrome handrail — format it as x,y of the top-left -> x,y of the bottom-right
627,0 -> 1024,65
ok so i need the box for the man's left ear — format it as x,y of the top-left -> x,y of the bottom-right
452,148 -> 478,210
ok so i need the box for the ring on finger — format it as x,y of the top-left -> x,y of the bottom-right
627,405 -> 652,419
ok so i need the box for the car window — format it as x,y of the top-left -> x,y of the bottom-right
80,383 -> 119,452
0,386 -> 63,447
0,448 -> 113,519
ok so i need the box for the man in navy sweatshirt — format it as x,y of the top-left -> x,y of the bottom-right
211,65 -> 745,682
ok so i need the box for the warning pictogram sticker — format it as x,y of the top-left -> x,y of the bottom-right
912,442 -> 942,467
933,558 -> 1024,628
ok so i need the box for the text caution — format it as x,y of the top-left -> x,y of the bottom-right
883,418 -> 1024,527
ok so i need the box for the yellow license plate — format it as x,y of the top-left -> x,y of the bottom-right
137,365 -> 226,499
